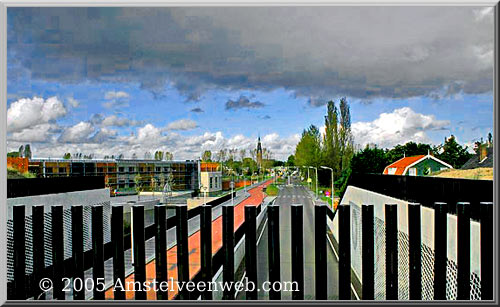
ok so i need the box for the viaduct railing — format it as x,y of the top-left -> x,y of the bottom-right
8,182 -> 494,301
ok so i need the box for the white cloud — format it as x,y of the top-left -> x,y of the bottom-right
166,119 -> 198,131
352,107 -> 450,148
100,115 -> 142,127
7,96 -> 67,132
104,91 -> 130,100
8,123 -> 59,142
67,97 -> 80,108
58,121 -> 96,143
89,128 -> 118,143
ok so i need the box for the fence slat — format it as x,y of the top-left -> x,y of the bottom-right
111,204 -> 125,300
408,203 -> 422,300
32,205 -> 45,300
385,204 -> 398,300
201,204 -> 213,300
433,202 -> 447,300
480,202 -> 493,300
133,205 -> 146,300
154,204 -> 168,300
71,205 -> 85,300
291,204 -> 304,300
92,205 -> 105,300
51,205 -> 65,300
339,203 -> 351,300
176,204 -> 189,300
268,204 -> 281,300
13,204 -> 26,300
222,204 -> 235,300
315,204 -> 327,300
456,202 -> 470,300
361,204 -> 374,300
244,205 -> 258,300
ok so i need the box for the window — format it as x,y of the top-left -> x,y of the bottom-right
156,167 -> 161,172
45,167 -> 53,173
408,168 -> 417,176
139,167 -> 144,172
59,167 -> 66,174
148,167 -> 152,172
119,167 -> 125,173
210,177 -> 213,189
215,176 -> 218,187
388,168 -> 397,175
129,167 -> 135,172
163,167 -> 169,172
97,167 -> 104,173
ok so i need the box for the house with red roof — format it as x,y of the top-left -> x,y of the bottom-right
383,154 -> 453,176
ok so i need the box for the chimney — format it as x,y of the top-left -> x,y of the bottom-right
480,144 -> 487,162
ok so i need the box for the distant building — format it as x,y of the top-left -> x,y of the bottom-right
461,144 -> 493,169
199,162 -> 222,193
256,136 -> 263,172
383,154 -> 452,176
26,158 -> 199,194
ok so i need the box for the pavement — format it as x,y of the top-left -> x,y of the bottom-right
103,180 -> 273,300
236,182 -> 341,300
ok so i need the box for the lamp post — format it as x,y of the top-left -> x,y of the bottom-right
320,166 -> 334,210
302,166 -> 310,189
308,166 -> 318,200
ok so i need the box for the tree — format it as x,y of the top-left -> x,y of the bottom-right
294,125 -> 322,168
18,145 -> 24,158
144,151 -> 152,160
24,144 -> 32,159
164,152 -> 173,161
385,142 -> 435,163
117,153 -> 124,159
488,132 -> 493,145
132,153 -> 138,160
436,135 -> 472,169
322,100 -> 340,175
239,149 -> 246,162
350,145 -> 389,174
286,155 -> 295,166
134,174 -> 143,200
338,97 -> 354,173
154,151 -> 164,161
202,150 -> 212,162
7,151 -> 20,158
63,153 -> 71,159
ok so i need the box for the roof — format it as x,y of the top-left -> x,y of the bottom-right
383,154 -> 453,175
383,155 -> 425,175
461,147 -> 493,169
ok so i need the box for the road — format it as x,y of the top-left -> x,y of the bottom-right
237,182 -> 341,300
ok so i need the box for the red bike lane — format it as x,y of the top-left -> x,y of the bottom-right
105,180 -> 273,300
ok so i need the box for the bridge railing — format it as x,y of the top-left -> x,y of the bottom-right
8,190 -> 494,301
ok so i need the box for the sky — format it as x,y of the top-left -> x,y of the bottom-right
6,7 -> 494,160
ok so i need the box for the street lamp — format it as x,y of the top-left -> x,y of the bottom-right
302,166 -> 310,189
308,166 -> 318,200
320,166 -> 334,210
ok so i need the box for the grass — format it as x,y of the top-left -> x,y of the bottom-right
265,184 -> 279,196
432,167 -> 493,180
7,167 -> 36,179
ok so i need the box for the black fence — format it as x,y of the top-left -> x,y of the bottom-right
346,173 -> 493,220
8,190 -> 239,300
9,196 -> 494,301
8,176 -> 106,198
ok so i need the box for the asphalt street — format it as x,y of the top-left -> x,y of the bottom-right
237,181 -> 341,300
